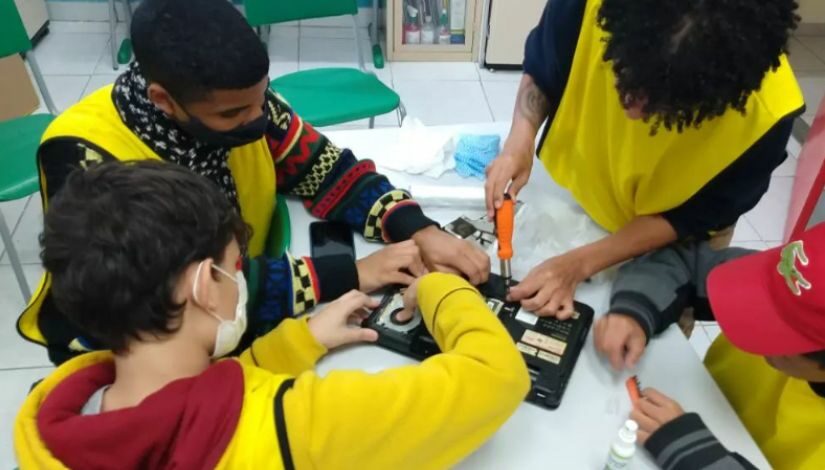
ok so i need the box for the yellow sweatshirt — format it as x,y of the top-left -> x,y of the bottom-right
15,273 -> 530,469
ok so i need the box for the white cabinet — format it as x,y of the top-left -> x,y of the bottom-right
13,0 -> 50,40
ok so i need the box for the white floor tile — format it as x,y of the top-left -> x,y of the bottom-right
82,74 -> 117,98
796,35 -> 825,63
482,80 -> 519,122
263,25 -> 300,40
300,26 -> 368,39
92,43 -> 131,76
392,80 -> 493,126
478,68 -> 523,82
1,195 -> 42,266
0,265 -> 51,369
703,324 -> 722,342
688,327 -> 712,360
745,176 -> 794,242
798,75 -> 825,121
267,36 -> 299,64
299,36 -> 373,67
731,217 -> 761,242
390,61 -> 479,82
34,32 -> 110,76
269,61 -> 300,80
0,366 -> 55,468
0,198 -> 29,236
43,75 -> 91,112
788,37 -> 825,72
48,20 -> 120,35
773,150 -> 798,177
729,240 -> 770,251
786,136 -> 803,159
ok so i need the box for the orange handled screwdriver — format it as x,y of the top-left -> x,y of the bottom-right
495,193 -> 515,288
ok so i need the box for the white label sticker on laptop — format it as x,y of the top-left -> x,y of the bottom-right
537,350 -> 561,364
521,330 -> 567,355
516,342 -> 538,356
515,311 -> 539,326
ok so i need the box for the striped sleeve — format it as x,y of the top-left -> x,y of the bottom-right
264,91 -> 438,242
645,413 -> 758,470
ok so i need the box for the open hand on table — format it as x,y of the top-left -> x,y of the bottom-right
630,388 -> 686,444
484,147 -> 533,218
356,240 -> 428,293
594,314 -> 648,371
412,226 -> 490,285
308,290 -> 380,350
507,252 -> 587,318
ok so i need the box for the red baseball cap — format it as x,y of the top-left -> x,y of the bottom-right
708,223 -> 825,356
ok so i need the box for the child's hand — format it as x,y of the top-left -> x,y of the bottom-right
356,240 -> 428,293
630,388 -> 686,444
594,313 -> 648,370
394,278 -> 422,324
308,290 -> 380,350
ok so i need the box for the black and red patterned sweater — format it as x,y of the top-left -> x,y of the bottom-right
38,92 -> 437,358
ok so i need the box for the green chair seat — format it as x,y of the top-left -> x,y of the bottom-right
0,114 -> 54,201
271,68 -> 400,127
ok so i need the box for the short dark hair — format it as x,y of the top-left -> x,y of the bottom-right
131,0 -> 269,104
41,161 -> 248,351
598,0 -> 800,133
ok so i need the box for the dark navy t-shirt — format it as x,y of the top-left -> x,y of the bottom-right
522,0 -> 798,239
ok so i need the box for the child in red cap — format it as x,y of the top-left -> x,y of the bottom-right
593,224 -> 825,469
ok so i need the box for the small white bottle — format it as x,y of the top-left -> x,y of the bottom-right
605,420 -> 638,470
421,15 -> 436,44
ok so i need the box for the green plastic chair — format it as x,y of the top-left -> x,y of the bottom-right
244,0 -> 405,128
0,0 -> 58,302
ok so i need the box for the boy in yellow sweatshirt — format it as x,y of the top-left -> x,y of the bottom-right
14,161 -> 529,469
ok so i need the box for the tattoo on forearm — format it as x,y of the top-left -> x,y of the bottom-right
517,82 -> 549,125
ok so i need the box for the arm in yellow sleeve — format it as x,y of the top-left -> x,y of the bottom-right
283,272 -> 531,470
238,317 -> 327,376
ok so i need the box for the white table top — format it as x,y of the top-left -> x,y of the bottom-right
285,122 -> 769,469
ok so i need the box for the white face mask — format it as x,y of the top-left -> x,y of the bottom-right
192,261 -> 248,358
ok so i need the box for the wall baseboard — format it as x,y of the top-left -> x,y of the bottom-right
46,2 -> 376,27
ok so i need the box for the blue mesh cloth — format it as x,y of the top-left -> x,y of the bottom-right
453,134 -> 501,180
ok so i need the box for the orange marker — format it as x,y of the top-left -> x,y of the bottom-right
626,376 -> 641,404
495,194 -> 515,287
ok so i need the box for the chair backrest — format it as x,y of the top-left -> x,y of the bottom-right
244,0 -> 358,26
0,0 -> 32,58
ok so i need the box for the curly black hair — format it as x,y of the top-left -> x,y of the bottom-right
41,161 -> 249,351
598,0 -> 800,132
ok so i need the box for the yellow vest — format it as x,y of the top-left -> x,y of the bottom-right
13,351 -> 292,469
705,336 -> 825,469
540,0 -> 805,233
19,85 -> 279,346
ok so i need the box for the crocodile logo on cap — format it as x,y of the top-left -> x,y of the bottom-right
777,240 -> 811,296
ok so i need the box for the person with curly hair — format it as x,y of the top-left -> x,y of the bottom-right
484,0 -> 804,320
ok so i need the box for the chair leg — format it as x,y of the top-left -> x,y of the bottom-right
397,101 -> 407,127
0,210 -> 31,302
369,117 -> 375,129
108,0 -> 119,70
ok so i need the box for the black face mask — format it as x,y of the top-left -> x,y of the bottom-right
178,106 -> 268,148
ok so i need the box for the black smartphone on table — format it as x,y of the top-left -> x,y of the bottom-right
309,221 -> 355,259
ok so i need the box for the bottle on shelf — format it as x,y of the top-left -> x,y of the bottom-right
438,8 -> 451,45
404,3 -> 422,45
421,15 -> 436,44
